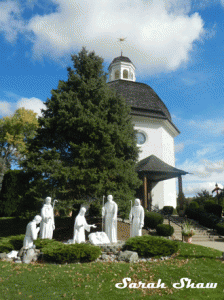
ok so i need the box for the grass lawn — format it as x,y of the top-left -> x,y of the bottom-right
0,242 -> 223,300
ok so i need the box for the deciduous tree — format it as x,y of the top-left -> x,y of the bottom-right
0,108 -> 39,187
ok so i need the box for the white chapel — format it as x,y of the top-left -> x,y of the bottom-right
107,55 -> 187,210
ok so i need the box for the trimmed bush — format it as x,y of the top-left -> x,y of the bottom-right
123,236 -> 178,258
215,223 -> 224,236
204,200 -> 216,207
156,224 -> 174,237
162,206 -> 174,215
35,238 -> 61,250
185,208 -> 221,229
0,234 -> 25,252
144,212 -> 164,229
35,239 -> 101,263
189,201 -> 199,210
185,208 -> 201,220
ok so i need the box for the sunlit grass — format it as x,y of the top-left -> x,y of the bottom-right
0,242 -> 223,300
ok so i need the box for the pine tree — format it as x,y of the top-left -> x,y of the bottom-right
23,48 -> 141,209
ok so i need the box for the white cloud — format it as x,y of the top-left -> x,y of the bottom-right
0,101 -> 13,116
178,158 -> 224,178
183,181 -> 223,197
188,118 -> 224,136
175,142 -> 185,153
1,0 -> 205,73
17,97 -> 46,117
0,1 -> 25,42
196,147 -> 212,157
177,158 -> 224,196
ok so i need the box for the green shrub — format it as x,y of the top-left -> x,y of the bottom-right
162,206 -> 174,215
35,238 -> 61,250
0,234 -> 25,252
189,201 -> 199,210
35,239 -> 101,263
204,202 -> 222,218
199,212 -> 221,229
8,235 -> 24,250
204,200 -> 216,207
0,237 -> 15,253
215,223 -> 224,236
156,224 -> 174,237
144,212 -> 163,229
185,208 -> 201,220
123,236 -> 178,258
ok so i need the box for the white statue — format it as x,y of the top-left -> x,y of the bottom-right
23,215 -> 42,249
102,195 -> 118,243
73,207 -> 96,243
40,197 -> 55,239
129,198 -> 144,237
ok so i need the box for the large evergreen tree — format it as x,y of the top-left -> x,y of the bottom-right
23,48 -> 141,209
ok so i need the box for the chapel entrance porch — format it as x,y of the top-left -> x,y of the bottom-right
136,155 -> 188,210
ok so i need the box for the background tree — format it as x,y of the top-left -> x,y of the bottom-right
23,48 -> 141,212
194,189 -> 214,206
0,108 -> 39,189
0,170 -> 36,217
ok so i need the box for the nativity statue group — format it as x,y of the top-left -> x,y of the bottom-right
23,195 -> 145,249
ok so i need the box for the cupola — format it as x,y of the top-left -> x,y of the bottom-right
108,55 -> 136,82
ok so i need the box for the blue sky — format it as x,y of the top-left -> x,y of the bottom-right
0,0 -> 224,197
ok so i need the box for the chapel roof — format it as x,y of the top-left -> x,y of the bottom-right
108,79 -> 178,131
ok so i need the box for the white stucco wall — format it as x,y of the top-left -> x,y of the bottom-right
133,116 -> 177,209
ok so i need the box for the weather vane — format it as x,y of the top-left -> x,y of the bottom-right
117,37 -> 127,56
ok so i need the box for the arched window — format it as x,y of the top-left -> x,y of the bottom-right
115,70 -> 119,80
123,69 -> 128,79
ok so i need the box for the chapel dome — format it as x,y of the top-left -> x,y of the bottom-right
107,55 -> 179,132
108,79 -> 179,133
109,55 -> 134,68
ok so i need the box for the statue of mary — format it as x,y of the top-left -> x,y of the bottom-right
73,207 -> 96,243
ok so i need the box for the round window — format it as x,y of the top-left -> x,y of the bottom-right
136,132 -> 146,145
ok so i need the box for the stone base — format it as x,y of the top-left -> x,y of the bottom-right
97,240 -> 125,254
118,250 -> 138,263
18,247 -> 41,264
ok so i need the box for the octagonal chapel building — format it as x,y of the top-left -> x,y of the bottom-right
108,55 -> 187,210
